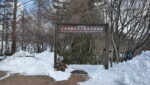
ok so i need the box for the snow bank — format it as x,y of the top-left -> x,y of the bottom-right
0,51 -> 71,81
12,50 -> 32,57
69,51 -> 150,85
111,51 -> 150,85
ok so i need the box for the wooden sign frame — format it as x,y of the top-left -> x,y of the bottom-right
54,23 -> 109,69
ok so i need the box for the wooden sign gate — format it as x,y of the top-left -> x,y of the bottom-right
54,23 -> 109,69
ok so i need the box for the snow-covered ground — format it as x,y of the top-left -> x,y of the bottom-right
0,50 -> 71,81
72,51 -> 150,85
0,50 -> 150,85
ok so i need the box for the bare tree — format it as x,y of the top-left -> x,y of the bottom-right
0,1 -> 12,55
98,0 -> 150,62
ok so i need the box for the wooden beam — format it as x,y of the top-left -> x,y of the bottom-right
104,24 -> 109,69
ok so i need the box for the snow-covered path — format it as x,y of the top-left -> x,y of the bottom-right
67,65 -> 120,85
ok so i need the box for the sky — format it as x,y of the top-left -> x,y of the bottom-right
19,0 -> 34,10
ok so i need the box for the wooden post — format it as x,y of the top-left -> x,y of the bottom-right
104,24 -> 109,69
54,24 -> 58,68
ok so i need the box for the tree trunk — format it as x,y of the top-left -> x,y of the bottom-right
11,0 -> 18,54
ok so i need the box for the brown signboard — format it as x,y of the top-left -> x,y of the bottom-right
58,25 -> 105,33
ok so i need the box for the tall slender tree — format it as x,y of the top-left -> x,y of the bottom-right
11,0 -> 18,54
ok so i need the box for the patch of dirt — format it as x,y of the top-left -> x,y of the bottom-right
0,72 -> 88,85
0,74 -> 54,85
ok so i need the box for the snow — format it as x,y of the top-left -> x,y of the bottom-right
12,50 -> 33,57
67,65 -> 119,85
0,51 -> 71,81
75,51 -> 150,85
0,50 -> 150,85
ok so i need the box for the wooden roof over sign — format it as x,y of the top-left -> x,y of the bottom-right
57,24 -> 107,33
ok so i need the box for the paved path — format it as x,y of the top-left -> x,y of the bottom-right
0,71 -> 88,85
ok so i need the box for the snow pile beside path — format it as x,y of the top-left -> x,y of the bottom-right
79,51 -> 150,85
0,51 -> 71,81
111,51 -> 150,85
12,50 -> 32,57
